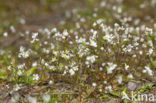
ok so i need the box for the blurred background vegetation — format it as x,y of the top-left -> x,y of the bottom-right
0,0 -> 155,38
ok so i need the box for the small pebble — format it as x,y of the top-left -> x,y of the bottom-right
128,82 -> 137,91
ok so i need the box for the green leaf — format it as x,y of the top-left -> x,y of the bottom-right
0,69 -> 7,79
123,99 -> 129,103
123,86 -> 127,93
150,57 -> 156,67
108,91 -> 120,98
27,67 -> 37,76
28,76 -> 35,85
139,83 -> 153,93
132,99 -> 137,103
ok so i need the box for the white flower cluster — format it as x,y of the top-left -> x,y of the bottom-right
143,66 -> 153,76
18,46 -> 32,58
2,0 -> 155,97
31,33 -> 39,43
106,63 -> 117,74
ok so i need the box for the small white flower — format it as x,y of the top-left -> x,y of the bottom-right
104,81 -> 107,84
49,66 -> 55,70
100,47 -> 104,50
103,34 -> 114,43
117,76 -> 122,84
33,74 -> 39,81
32,33 -> 38,39
139,51 -> 143,55
117,7 -> 122,13
92,83 -> 97,87
10,26 -> 16,33
42,94 -> 51,103
127,74 -> 133,79
142,69 -> 147,73
32,62 -> 37,67
49,80 -> 53,85
107,63 -> 117,74
52,57 -> 57,62
114,23 -> 119,27
14,84 -> 20,91
93,22 -> 97,27
18,46 -> 31,58
105,85 -> 112,92
86,55 -> 98,64
20,18 -> 26,24
63,29 -> 68,36
72,66 -> 79,71
69,69 -> 75,75
31,33 -> 39,43
132,54 -> 136,58
3,32 -> 8,37
99,89 -> 102,92
50,43 -> 55,49
148,48 -> 153,55
17,63 -> 25,69
99,67 -> 103,71
100,1 -> 106,7
102,63 -> 106,66
45,63 -> 49,67
27,96 -> 37,103
17,70 -> 22,76
125,64 -> 129,70
51,28 -> 57,32
144,66 -> 153,76
90,39 -> 97,47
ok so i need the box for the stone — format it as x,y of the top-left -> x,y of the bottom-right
127,82 -> 137,91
